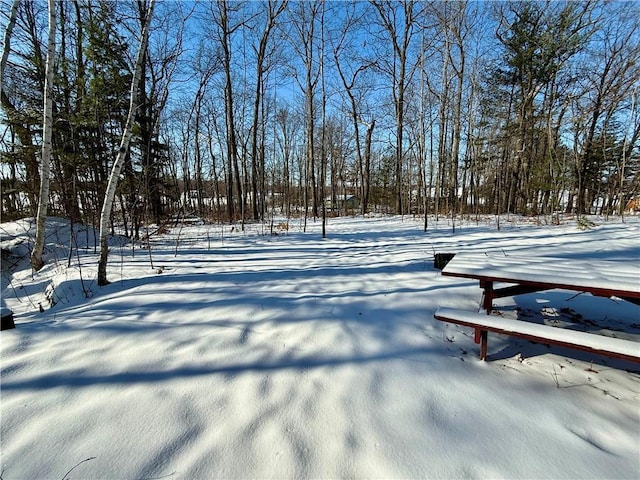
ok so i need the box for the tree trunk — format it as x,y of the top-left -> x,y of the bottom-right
1,0 -> 20,80
371,1 -> 419,216
98,0 -> 155,286
30,0 -> 56,272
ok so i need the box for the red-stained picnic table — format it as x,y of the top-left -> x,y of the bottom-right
434,254 -> 640,362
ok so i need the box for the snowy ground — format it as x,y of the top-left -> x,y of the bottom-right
1,214 -> 639,479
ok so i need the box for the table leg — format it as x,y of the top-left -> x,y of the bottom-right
479,330 -> 488,360
480,280 -> 494,314
476,280 -> 493,348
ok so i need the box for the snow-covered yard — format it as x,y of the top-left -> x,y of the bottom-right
1,215 -> 639,479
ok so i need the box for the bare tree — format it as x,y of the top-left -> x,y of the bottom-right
1,0 -> 41,213
30,0 -> 55,271
332,2 -> 377,215
429,0 -> 472,226
287,0 -> 323,221
209,0 -> 248,224
187,41 -> 218,217
249,0 -> 287,221
320,0 -> 327,237
138,1 -> 191,225
569,2 -> 639,214
0,1 -> 23,218
274,105 -> 299,219
370,0 -> 423,215
1,0 -> 20,80
98,0 -> 155,286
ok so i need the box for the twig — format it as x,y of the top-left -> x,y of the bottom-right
61,456 -> 96,480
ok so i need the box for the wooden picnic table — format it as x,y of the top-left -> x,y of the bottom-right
436,254 -> 640,361
441,254 -> 640,313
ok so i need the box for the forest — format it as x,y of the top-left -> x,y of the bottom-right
2,0 -> 640,234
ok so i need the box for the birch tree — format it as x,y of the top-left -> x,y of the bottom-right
98,0 -> 155,286
30,0 -> 56,271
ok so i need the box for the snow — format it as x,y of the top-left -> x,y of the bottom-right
442,254 -> 640,294
1,214 -> 639,479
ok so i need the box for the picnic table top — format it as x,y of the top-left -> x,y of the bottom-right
441,254 -> 640,299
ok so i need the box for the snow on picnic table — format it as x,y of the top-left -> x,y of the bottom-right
1,215 -> 639,479
442,253 -> 640,295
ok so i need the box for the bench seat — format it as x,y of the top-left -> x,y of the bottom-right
434,307 -> 640,363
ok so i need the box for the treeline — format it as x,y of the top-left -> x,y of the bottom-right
2,0 -> 639,233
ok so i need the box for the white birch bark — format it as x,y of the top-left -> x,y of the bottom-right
97,0 -> 155,286
30,0 -> 56,271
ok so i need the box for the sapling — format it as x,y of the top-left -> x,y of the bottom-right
72,228 -> 90,299
551,364 -> 560,388
145,223 -> 154,270
174,217 -> 184,257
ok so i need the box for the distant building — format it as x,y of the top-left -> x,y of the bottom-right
325,195 -> 361,211
624,197 -> 640,213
